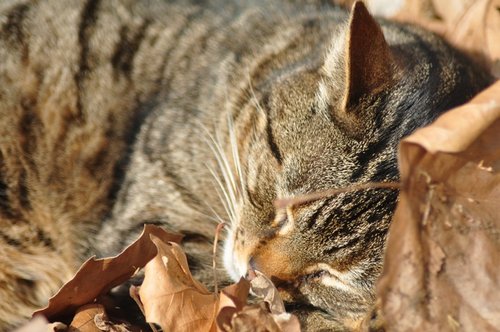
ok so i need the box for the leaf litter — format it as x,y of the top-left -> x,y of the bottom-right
376,81 -> 500,331
29,224 -> 300,332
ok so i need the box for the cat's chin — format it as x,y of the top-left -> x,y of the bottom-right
222,227 -> 248,281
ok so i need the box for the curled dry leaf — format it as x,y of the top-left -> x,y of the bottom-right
138,235 -> 218,332
218,271 -> 300,332
249,270 -> 285,315
68,304 -> 107,332
377,81 -> 500,331
216,278 -> 251,331
34,225 -> 182,322
67,303 -> 132,332
375,0 -> 500,75
227,303 -> 300,332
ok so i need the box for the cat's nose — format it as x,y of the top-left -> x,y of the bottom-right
244,256 -> 257,278
249,256 -> 257,270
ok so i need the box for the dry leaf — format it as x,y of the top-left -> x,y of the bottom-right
216,278 -> 251,331
440,0 -> 500,63
250,270 -> 285,315
66,303 -> 133,332
34,225 -> 182,321
138,235 -> 218,332
68,304 -> 106,332
221,270 -> 301,332
227,303 -> 301,332
377,81 -> 500,331
373,0 -> 500,75
230,303 -> 283,332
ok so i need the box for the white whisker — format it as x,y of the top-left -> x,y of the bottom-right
207,164 -> 237,224
246,69 -> 266,115
227,114 -> 246,199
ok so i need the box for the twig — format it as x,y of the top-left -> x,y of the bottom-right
213,222 -> 226,296
274,181 -> 401,209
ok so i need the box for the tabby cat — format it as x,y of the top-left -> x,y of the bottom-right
0,0 -> 492,330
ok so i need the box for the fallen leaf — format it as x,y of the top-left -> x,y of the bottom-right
375,0 -> 500,75
34,225 -> 182,321
229,303 -> 283,332
250,270 -> 285,315
68,304 -> 106,332
138,235 -> 218,332
441,0 -> 500,63
376,81 -> 500,331
218,270 -> 301,332
227,303 -> 301,332
216,278 -> 251,332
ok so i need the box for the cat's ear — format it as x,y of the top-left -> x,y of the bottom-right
323,1 -> 395,111
343,1 -> 394,108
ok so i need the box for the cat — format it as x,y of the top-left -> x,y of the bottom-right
0,0 -> 492,330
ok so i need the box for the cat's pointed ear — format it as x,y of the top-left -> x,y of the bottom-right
342,1 -> 394,109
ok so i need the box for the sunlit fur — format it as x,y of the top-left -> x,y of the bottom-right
0,0 -> 491,330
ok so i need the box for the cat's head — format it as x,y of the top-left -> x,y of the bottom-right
221,1 -> 488,327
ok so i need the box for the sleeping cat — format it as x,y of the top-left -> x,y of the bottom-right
0,0 -> 492,330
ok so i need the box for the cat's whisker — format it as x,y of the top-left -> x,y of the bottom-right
199,123 -> 240,226
227,114 -> 246,199
246,70 -> 266,115
207,165 -> 237,225
190,200 -> 225,225
214,130 -> 239,212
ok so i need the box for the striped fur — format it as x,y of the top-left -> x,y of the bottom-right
0,0 -> 492,330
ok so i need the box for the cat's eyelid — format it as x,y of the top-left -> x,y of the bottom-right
271,206 -> 295,235
303,263 -> 360,292
271,209 -> 287,228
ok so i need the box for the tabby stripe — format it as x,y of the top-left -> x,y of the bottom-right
229,24 -> 304,124
245,184 -> 259,209
108,99 -> 160,203
160,7 -> 204,89
305,198 -> 331,229
0,231 -> 23,248
75,0 -> 101,117
2,2 -> 30,60
111,20 -> 151,79
244,162 -> 264,209
0,177 -> 13,217
35,227 -> 54,249
18,169 -> 31,210
265,116 -> 283,165
322,234 -> 362,256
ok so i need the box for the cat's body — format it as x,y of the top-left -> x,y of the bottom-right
0,0 -> 492,330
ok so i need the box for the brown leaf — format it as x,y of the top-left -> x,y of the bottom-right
217,270 -> 301,332
216,278 -> 251,332
380,0 -> 500,74
227,303 -> 301,332
68,304 -> 106,332
377,81 -> 500,331
34,225 -> 182,321
138,235 -> 218,332
250,270 -> 285,315
230,303 -> 283,332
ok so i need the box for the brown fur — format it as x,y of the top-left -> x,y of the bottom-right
0,0 -> 492,330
